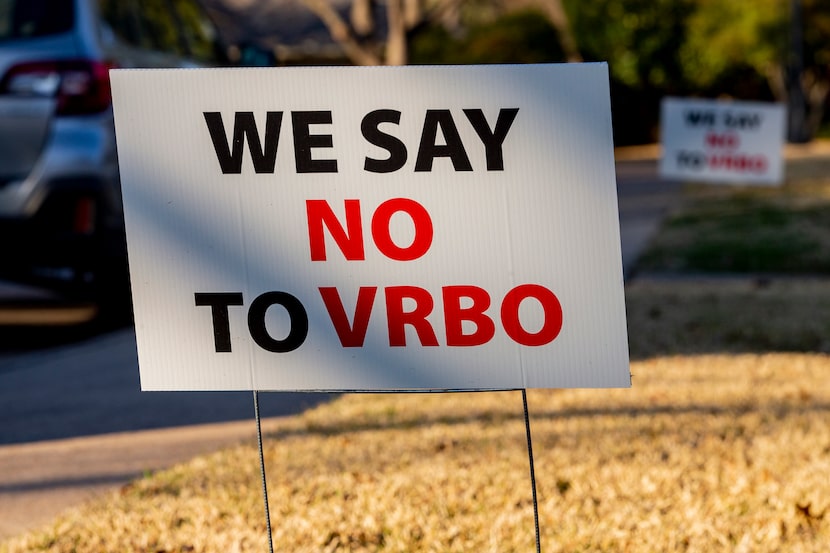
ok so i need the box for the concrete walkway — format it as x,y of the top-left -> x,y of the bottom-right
0,418 -> 282,540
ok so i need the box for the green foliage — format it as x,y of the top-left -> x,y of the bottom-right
410,0 -> 830,142
557,0 -> 830,141
803,0 -> 830,68
679,0 -> 830,93
562,0 -> 822,96
561,0 -> 696,143
563,0 -> 694,90
409,26 -> 455,65
459,10 -> 565,64
410,9 -> 565,65
638,195 -> 830,274
678,0 -> 786,91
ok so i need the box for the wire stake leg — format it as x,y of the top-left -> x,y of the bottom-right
254,391 -> 275,553
522,389 -> 542,553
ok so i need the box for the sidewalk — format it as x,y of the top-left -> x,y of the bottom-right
0,417 -> 283,541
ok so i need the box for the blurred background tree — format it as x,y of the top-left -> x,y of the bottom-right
569,0 -> 830,144
236,0 -> 830,145
563,0 -> 694,144
679,0 -> 830,143
409,8 -> 565,64
298,0 -> 577,65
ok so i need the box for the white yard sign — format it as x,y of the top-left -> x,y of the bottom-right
111,64 -> 630,391
660,97 -> 786,185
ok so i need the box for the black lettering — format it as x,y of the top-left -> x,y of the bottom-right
677,150 -> 705,170
203,112 -> 282,174
195,292 -> 244,352
463,108 -> 519,171
684,110 -> 716,127
292,111 -> 338,174
248,291 -> 309,353
362,109 -> 407,173
415,110 -> 473,172
724,112 -> 762,130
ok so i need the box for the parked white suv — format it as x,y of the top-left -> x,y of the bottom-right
0,0 -> 260,306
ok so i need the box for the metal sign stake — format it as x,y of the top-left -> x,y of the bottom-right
522,388 -> 542,553
252,389 -> 543,552
253,391 -> 275,553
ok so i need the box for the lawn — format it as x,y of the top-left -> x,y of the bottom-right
636,163 -> 830,275
2,353 -> 829,552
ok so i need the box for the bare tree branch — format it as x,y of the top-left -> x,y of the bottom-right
300,0 -> 382,65
351,0 -> 375,36
385,0 -> 408,64
513,0 -> 582,62
403,0 -> 424,28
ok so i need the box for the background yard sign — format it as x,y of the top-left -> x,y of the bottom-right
110,64 -> 630,392
660,97 -> 786,185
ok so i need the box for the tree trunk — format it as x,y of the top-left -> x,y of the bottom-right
787,0 -> 810,142
385,0 -> 408,65
351,0 -> 375,37
535,0 -> 582,62
403,0 -> 424,28
302,0 -> 459,67
300,0 -> 382,65
804,71 -> 830,138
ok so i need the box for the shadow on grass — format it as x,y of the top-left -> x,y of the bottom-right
637,197 -> 830,274
263,391 -> 830,441
624,276 -> 830,360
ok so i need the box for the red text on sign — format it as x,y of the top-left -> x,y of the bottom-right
704,131 -> 740,149
319,284 -> 563,348
306,198 -> 433,261
676,150 -> 768,174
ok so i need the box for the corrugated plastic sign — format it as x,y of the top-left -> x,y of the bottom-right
660,97 -> 786,185
111,63 -> 630,391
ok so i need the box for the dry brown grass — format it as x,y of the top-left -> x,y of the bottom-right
3,350 -> 829,552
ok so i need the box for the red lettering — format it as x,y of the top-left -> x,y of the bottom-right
319,286 -> 377,347
317,284 -> 565,348
442,285 -> 496,346
385,286 -> 439,347
371,198 -> 433,261
754,155 -> 768,172
708,154 -> 768,174
306,198 -> 433,261
709,154 -> 731,170
704,131 -> 739,149
500,284 -> 563,346
306,199 -> 365,261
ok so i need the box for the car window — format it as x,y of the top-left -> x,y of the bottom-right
0,0 -> 74,41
